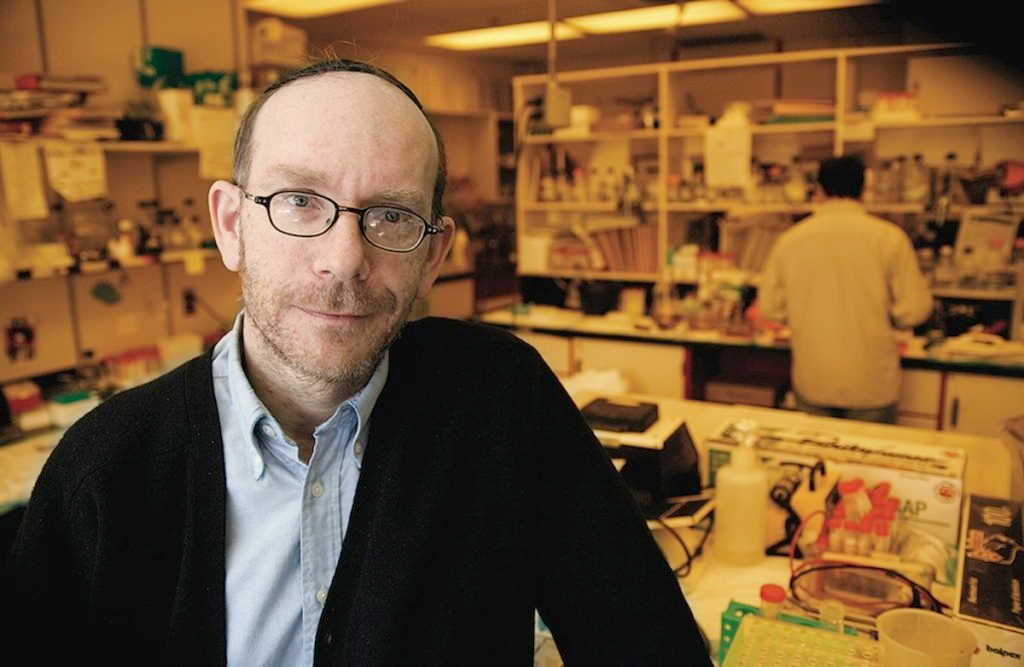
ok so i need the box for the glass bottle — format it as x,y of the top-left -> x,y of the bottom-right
783,155 -> 808,203
889,155 -> 906,203
937,151 -> 961,203
903,153 -> 930,205
933,245 -> 957,287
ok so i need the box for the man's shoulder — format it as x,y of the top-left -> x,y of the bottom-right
392,317 -> 546,374
53,356 -> 209,468
397,316 -> 530,351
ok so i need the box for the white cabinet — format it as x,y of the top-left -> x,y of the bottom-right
574,338 -> 685,398
513,331 -> 575,378
897,368 -> 942,429
942,372 -> 1024,436
0,276 -> 78,383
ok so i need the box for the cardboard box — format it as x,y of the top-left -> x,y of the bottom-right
705,375 -> 785,408
956,494 -> 1024,666
705,419 -> 967,583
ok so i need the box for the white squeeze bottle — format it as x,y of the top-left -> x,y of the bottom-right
714,419 -> 768,566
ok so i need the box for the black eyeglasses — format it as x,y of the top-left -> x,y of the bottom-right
240,189 -> 444,253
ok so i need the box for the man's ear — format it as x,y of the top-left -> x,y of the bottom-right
208,180 -> 243,272
416,216 -> 457,299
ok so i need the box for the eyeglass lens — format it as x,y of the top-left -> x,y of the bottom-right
267,192 -> 427,251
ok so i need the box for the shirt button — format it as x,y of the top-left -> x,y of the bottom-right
261,423 -> 275,437
316,586 -> 329,605
353,441 -> 364,456
311,481 -> 324,498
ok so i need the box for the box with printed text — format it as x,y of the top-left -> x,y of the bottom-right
704,419 -> 967,583
956,494 -> 1024,666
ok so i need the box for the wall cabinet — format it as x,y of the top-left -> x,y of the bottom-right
511,43 -> 1024,285
1,255 -> 240,384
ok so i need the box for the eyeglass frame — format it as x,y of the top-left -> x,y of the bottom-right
239,187 -> 446,253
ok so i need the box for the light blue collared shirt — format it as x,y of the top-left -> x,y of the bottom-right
212,312 -> 388,666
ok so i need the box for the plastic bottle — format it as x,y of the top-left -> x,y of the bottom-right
714,419 -> 768,566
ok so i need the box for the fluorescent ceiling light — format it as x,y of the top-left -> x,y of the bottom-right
679,0 -> 750,26
737,0 -> 880,15
567,2 -> 746,34
425,0 -> 873,52
244,0 -> 406,19
566,5 -> 683,34
425,21 -> 584,51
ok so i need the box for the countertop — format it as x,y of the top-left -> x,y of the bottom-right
477,305 -> 1024,378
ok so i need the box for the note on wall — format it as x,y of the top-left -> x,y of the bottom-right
0,142 -> 49,220
43,141 -> 108,202
191,106 -> 236,180
704,119 -> 752,190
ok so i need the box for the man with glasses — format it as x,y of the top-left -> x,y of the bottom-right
4,58 -> 710,666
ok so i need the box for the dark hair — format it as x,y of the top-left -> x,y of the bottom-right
233,58 -> 448,220
816,155 -> 865,199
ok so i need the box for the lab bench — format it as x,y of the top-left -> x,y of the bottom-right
476,305 -> 1024,437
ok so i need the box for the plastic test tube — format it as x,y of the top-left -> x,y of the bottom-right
843,519 -> 859,554
837,478 -> 872,521
826,517 -> 844,552
873,520 -> 892,553
857,517 -> 874,555
759,583 -> 787,620
819,599 -> 845,633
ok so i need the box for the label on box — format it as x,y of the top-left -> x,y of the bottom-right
959,495 -> 1024,633
957,494 -> 1024,666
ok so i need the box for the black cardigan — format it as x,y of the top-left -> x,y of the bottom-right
3,317 -> 710,666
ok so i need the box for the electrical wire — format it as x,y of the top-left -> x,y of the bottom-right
654,513 -> 713,578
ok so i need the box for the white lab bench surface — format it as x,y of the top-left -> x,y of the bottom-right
568,389 -> 1010,664
0,387 -> 1012,666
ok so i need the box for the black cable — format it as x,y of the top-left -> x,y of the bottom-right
655,513 -> 713,578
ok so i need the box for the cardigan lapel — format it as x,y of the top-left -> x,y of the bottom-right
165,353 -> 229,664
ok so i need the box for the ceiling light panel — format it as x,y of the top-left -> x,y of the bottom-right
566,1 -> 746,35
244,0 -> 407,19
425,21 -> 584,51
737,0 -> 880,15
566,5 -> 680,34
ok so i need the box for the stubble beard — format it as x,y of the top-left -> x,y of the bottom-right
238,237 -> 414,394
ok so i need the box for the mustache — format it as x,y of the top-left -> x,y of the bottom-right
305,284 -> 397,315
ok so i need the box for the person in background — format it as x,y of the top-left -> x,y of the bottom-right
758,154 -> 933,424
2,57 -> 710,666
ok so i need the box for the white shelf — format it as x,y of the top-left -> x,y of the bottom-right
512,42 -> 1024,289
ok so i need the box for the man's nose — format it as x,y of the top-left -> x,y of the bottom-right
312,212 -> 370,281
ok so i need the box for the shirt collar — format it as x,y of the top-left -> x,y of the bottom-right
214,310 -> 389,475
